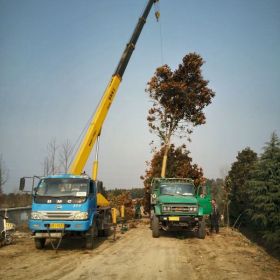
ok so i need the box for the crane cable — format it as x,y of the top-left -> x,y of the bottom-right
68,101 -> 101,171
154,0 -> 164,65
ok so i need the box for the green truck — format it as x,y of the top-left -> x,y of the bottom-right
150,178 -> 211,239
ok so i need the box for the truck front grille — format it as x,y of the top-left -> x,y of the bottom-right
42,211 -> 74,220
162,204 -> 197,213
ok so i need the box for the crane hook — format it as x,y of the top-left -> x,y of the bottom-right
155,11 -> 160,22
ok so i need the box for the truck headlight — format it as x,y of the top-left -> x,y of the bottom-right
73,212 -> 88,220
31,211 -> 44,220
163,206 -> 171,211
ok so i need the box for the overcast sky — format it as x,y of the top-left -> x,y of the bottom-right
0,0 -> 279,193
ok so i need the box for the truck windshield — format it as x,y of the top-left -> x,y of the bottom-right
160,183 -> 194,196
35,178 -> 89,197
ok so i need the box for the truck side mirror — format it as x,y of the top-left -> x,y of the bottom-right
19,177 -> 25,191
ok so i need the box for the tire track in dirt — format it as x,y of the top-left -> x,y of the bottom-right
59,224 -> 280,280
60,224 -> 198,280
1,222 -> 279,280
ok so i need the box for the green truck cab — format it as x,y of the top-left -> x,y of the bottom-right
150,178 -> 211,239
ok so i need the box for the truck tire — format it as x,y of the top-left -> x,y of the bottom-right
103,228 -> 111,237
197,220 -> 206,239
152,215 -> 160,238
34,238 -> 46,249
5,233 -> 13,245
103,212 -> 112,237
99,228 -> 111,237
85,222 -> 97,249
98,212 -> 112,237
98,228 -> 111,237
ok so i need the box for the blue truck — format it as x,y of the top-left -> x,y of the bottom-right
20,174 -> 111,249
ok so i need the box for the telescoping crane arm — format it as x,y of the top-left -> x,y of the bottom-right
69,0 -> 159,175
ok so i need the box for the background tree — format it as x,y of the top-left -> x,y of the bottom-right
206,178 -> 230,226
0,154 -> 9,193
43,139 -> 59,175
43,156 -> 50,176
247,132 -> 280,249
206,178 -> 224,202
146,53 -> 215,177
59,139 -> 72,173
141,144 -> 204,212
224,176 -> 233,227
0,192 -> 31,208
106,188 -> 144,200
226,147 -> 258,221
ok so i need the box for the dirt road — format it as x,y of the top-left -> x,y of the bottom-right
0,221 -> 279,280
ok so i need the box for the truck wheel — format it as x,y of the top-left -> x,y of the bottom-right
34,238 -> 46,249
85,223 -> 97,249
197,220 -> 206,239
152,215 -> 160,238
149,211 -> 154,229
103,228 -> 111,237
5,233 -> 13,245
103,212 -> 112,237
98,228 -> 110,237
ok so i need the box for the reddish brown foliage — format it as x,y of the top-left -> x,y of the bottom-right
146,53 -> 215,142
107,191 -> 134,220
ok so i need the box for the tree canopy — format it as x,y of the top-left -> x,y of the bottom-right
246,132 -> 280,248
146,53 -> 215,139
227,147 -> 258,219
146,53 -> 215,176
226,132 -> 280,250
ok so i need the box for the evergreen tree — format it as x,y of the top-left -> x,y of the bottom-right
227,147 -> 258,220
247,132 -> 280,248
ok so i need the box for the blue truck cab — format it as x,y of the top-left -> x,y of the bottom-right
21,174 -> 111,249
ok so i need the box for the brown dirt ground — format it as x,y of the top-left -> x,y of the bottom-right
0,220 -> 279,280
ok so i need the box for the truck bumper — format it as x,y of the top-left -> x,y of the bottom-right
29,219 -> 91,232
35,232 -> 64,238
159,216 -> 200,222
159,215 -> 202,230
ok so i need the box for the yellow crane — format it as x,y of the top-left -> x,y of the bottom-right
69,0 -> 160,208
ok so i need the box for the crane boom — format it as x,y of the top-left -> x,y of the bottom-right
69,0 -> 158,175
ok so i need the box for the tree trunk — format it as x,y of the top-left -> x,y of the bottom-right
161,144 -> 169,178
160,129 -> 172,178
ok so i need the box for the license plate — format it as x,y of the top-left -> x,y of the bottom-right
169,216 -> 180,221
49,223 -> 65,229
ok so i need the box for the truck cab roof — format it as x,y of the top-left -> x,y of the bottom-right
42,174 -> 91,180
